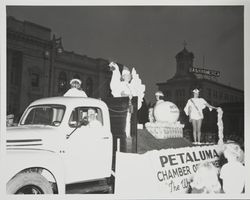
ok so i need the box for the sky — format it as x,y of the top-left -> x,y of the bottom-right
6,6 -> 244,103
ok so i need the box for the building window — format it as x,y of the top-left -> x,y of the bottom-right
86,77 -> 93,97
73,74 -> 81,80
175,90 -> 179,97
31,73 -> 40,87
207,88 -> 211,98
58,71 -> 67,94
213,90 -> 218,99
168,90 -> 172,97
224,94 -> 229,101
10,51 -> 22,86
165,90 -> 168,97
182,89 -> 185,98
175,89 -> 185,98
8,93 -> 18,115
219,91 -> 223,99
230,95 -> 233,102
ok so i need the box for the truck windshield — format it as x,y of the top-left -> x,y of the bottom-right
20,105 -> 65,126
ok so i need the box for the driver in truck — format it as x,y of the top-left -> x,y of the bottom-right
87,108 -> 102,127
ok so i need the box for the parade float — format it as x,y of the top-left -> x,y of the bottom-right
6,60 -> 241,196
145,101 -> 184,139
115,105 -> 226,195
108,62 -> 228,195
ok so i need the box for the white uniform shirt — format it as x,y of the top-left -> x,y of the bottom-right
110,64 -> 133,97
88,119 -> 102,127
220,161 -> 245,194
64,88 -> 87,97
184,98 -> 208,120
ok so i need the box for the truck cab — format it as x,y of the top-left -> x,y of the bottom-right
6,96 -> 113,194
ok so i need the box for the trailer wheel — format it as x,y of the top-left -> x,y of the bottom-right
7,172 -> 53,194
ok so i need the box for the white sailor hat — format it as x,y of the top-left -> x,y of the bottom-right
192,88 -> 200,93
155,91 -> 164,96
122,66 -> 130,76
70,78 -> 82,85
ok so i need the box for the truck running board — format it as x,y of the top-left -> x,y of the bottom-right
66,179 -> 113,194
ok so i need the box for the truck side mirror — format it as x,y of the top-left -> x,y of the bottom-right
69,121 -> 77,126
52,121 -> 61,126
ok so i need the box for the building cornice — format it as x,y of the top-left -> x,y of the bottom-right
157,77 -> 243,93
199,78 -> 243,93
55,50 -> 111,73
7,29 -> 51,48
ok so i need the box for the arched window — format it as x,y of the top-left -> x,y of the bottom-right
28,66 -> 41,88
31,73 -> 40,87
86,77 -> 93,97
73,74 -> 81,80
58,71 -> 67,94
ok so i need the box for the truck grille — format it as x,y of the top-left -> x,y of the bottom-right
7,139 -> 42,147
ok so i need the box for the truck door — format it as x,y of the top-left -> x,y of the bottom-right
64,106 -> 112,184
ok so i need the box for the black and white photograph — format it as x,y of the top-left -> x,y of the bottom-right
1,0 -> 250,198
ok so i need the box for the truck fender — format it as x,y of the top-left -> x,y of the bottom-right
6,151 -> 65,194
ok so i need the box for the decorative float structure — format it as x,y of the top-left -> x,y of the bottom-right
145,101 -> 185,139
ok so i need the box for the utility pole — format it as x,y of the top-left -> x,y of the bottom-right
48,35 -> 63,96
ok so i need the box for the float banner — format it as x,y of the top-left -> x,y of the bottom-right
115,145 -> 222,195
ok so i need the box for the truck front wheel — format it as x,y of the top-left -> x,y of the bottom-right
7,172 -> 53,194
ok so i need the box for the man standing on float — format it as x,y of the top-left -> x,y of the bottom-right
184,88 -> 218,144
108,61 -> 145,138
108,62 -> 133,98
64,79 -> 87,97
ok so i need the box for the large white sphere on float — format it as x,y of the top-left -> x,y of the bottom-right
154,101 -> 180,123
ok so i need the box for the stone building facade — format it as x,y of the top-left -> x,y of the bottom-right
157,47 -> 243,109
7,16 -> 112,118
157,47 -> 244,138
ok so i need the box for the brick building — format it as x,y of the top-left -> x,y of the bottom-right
7,16 -> 112,118
157,47 -> 244,139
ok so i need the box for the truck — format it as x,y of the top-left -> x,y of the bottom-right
7,95 -> 223,195
6,96 -> 135,194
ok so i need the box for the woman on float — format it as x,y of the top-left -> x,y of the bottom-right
184,88 -> 218,144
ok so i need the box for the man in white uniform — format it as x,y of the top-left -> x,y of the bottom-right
87,108 -> 102,127
64,79 -> 87,97
155,91 -> 165,106
109,62 -> 133,98
109,61 -> 145,137
148,91 -> 165,122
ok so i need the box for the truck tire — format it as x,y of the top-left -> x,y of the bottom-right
7,172 -> 53,194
